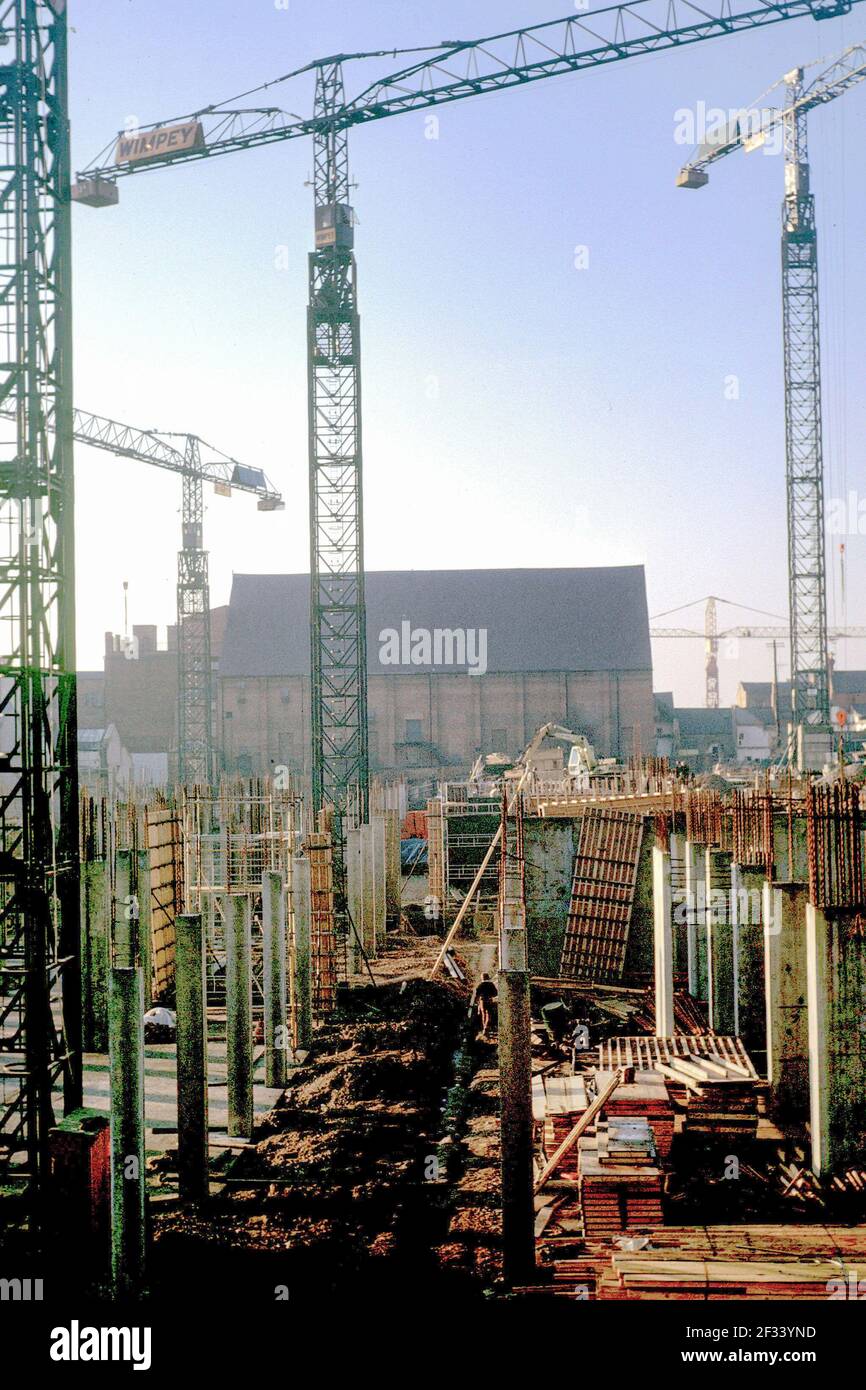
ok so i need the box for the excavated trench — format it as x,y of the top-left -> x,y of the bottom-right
149,971 -> 493,1306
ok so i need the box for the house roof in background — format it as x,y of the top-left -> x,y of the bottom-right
675,708 -> 733,737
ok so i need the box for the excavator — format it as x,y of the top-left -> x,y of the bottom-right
470,721 -> 615,793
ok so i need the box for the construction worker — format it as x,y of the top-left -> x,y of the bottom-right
471,973 -> 498,1039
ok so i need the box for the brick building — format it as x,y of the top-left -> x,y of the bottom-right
218,567 -> 655,780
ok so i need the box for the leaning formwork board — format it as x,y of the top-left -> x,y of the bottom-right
559,807 -> 644,982
146,807 -> 183,999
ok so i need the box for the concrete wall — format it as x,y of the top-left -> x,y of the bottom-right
524,819 -> 575,977
218,667 -> 654,778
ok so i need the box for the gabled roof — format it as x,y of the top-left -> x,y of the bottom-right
219,568 -> 653,677
675,707 -> 733,737
831,670 -> 866,695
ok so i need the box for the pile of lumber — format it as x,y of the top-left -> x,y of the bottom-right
657,1055 -> 758,1139
561,1224 -> 866,1302
578,1128 -> 664,1237
595,1068 -> 675,1159
541,1074 -> 588,1178
776,1160 -> 866,1208
598,1035 -> 759,1140
605,1252 -> 855,1300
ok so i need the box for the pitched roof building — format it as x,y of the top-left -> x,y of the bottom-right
218,567 -> 655,780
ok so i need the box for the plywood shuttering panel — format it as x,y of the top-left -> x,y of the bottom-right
146,807 -> 183,998
560,808 -> 643,982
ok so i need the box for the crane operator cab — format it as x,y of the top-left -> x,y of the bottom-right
315,202 -> 355,251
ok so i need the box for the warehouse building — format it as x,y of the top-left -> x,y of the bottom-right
217,567 -> 655,779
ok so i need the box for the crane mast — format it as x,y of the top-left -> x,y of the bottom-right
308,62 -> 369,823
781,68 -> 829,729
0,0 -> 80,1211
178,441 -> 213,784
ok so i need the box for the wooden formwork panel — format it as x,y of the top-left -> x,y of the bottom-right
559,808 -> 643,983
146,808 -> 182,999
307,832 -> 336,1015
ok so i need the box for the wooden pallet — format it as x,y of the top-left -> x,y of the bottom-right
598,1033 -> 758,1078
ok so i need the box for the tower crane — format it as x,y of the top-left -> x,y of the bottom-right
675,42 -> 866,753
74,0 -> 860,829
6,0 -> 862,1216
0,404 -> 283,782
70,411 -> 282,784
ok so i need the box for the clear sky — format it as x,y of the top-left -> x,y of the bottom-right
68,0 -> 866,704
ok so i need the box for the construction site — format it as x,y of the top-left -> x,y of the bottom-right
2,0 -> 866,1366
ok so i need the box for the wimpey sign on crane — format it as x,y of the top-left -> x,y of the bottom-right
114,121 -> 205,165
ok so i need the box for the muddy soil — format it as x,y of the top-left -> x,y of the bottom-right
149,946 -> 499,1306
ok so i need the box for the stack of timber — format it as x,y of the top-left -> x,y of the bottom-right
594,1069 -> 675,1160
542,1074 -> 588,1178
578,1125 -> 664,1237
658,1056 -> 757,1139
598,1035 -> 758,1140
560,1225 -> 866,1301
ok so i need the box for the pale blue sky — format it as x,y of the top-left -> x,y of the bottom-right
68,0 -> 866,702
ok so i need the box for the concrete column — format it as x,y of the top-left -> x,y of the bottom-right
291,855 -> 313,1052
652,846 -> 674,1037
498,966 -> 534,1285
731,864 -> 767,1057
345,827 -> 363,976
108,965 -> 145,1297
175,913 -> 209,1200
772,811 -> 809,884
684,840 -> 706,1000
225,894 -> 253,1139
262,870 -> 289,1086
669,832 -> 688,979
706,848 -> 734,1034
372,814 -> 387,950
136,848 -> 153,1010
114,848 -> 136,969
763,881 -> 809,1120
383,809 -> 401,930
360,822 -> 376,958
498,867 -> 534,1287
806,903 -> 866,1175
81,859 -> 110,1051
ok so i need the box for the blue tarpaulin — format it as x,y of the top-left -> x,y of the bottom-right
401,837 -> 427,871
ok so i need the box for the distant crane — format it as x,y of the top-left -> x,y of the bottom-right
676,42 -> 866,747
651,594 -> 866,706
73,0 -> 859,825
74,412 -> 283,783
0,404 -> 284,781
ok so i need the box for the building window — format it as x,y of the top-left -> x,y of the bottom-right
404,718 -> 423,743
491,728 -> 508,754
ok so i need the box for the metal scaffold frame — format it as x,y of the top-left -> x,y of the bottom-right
0,0 -> 80,1205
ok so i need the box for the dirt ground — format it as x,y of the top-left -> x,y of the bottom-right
149,933 -> 504,1305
